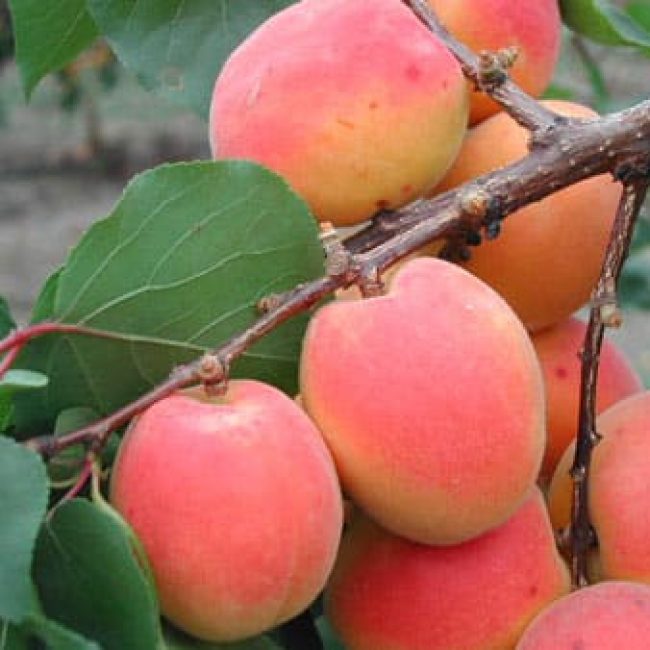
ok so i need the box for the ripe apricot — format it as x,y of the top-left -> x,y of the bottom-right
428,0 -> 561,123
210,0 -> 468,226
110,381 -> 343,642
516,581 -> 650,649
327,489 -> 570,650
548,392 -> 650,583
532,317 -> 642,481
301,257 -> 545,545
434,100 -> 622,332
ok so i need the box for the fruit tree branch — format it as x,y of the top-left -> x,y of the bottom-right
23,98 -> 650,460
570,171 -> 650,588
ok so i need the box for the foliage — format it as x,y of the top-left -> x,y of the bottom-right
13,161 -> 323,434
2,0 -> 650,647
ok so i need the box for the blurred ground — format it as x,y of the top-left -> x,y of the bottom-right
0,38 -> 649,380
0,65 -> 209,323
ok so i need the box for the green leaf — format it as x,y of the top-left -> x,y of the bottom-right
630,215 -> 650,253
2,589 -> 101,650
0,371 -> 48,396
619,249 -> 650,310
0,437 -> 48,623
15,161 -> 323,434
86,0 -> 294,118
0,396 -> 13,434
627,1 -> 650,35
316,616 -> 345,650
31,268 -> 63,324
561,0 -> 650,51
163,624 -> 282,649
542,83 -> 576,101
0,371 -> 49,433
20,613 -> 101,650
47,408 -> 99,485
7,0 -> 99,98
0,298 -> 15,340
33,499 -> 162,650
0,619 -> 29,650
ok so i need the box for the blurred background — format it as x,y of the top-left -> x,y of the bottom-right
0,2 -> 649,377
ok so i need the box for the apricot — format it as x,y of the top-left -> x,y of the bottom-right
533,317 -> 642,482
428,0 -> 561,124
110,380 -> 343,642
516,581 -> 650,649
210,0 -> 468,226
327,489 -> 570,650
301,257 -> 545,545
549,391 -> 650,583
434,100 -> 622,332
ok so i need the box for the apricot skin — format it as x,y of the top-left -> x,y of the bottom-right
434,101 -> 622,332
532,317 -> 642,481
301,257 -> 545,545
428,0 -> 561,124
327,489 -> 570,650
210,0 -> 468,226
549,392 -> 650,583
110,380 -> 343,642
516,581 -> 650,649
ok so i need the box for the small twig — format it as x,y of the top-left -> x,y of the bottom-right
0,322 -> 133,377
406,0 -> 559,132
570,170 -> 650,587
58,455 -> 95,505
0,343 -> 24,379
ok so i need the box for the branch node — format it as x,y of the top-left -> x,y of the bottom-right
477,48 -> 516,89
197,353 -> 228,395
459,187 -> 490,221
601,303 -> 623,328
570,464 -> 587,481
257,293 -> 285,314
590,428 -> 603,446
320,221 -> 353,278
592,276 -> 621,327
614,159 -> 650,183
357,266 -> 385,298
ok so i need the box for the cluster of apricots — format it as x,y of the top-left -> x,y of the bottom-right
109,0 -> 650,647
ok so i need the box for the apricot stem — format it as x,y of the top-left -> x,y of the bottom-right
406,0 -> 558,132
570,172 -> 650,587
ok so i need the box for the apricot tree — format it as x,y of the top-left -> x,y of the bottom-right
1,0 -> 650,648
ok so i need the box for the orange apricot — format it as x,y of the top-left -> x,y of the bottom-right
110,381 -> 343,642
301,257 -> 545,545
516,581 -> 650,649
428,0 -> 561,124
327,489 -> 570,650
532,317 -> 642,481
210,0 -> 468,226
434,100 -> 622,332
